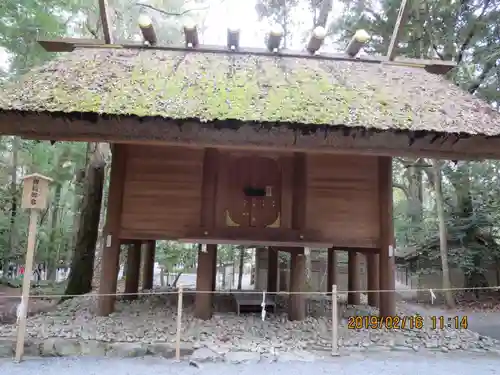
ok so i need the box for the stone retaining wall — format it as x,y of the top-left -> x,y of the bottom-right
0,337 -> 194,359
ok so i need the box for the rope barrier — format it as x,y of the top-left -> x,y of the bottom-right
0,284 -> 499,299
5,282 -> 487,363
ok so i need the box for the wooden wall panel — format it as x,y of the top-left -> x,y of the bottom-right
306,154 -> 379,248
120,145 -> 204,239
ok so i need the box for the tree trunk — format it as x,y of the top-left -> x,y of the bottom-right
3,136 -> 19,275
237,247 -> 245,290
159,267 -> 165,287
63,143 -> 105,299
432,160 -> 455,308
47,183 -> 62,280
172,271 -> 182,287
66,156 -> 87,266
313,0 -> 332,28
222,263 -> 226,289
446,161 -> 487,294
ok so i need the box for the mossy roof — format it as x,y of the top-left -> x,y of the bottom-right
1,48 -> 499,135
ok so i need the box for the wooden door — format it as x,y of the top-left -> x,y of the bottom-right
226,156 -> 252,227
250,157 -> 281,228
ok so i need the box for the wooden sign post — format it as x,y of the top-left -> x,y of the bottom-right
15,173 -> 52,362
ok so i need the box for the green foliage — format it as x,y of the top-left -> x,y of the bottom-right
0,139 -> 87,264
329,0 -> 500,284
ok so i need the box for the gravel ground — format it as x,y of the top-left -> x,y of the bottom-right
0,353 -> 499,375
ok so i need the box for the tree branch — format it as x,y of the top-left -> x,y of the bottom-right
135,3 -> 209,17
314,0 -> 332,28
467,59 -> 496,94
456,0 -> 491,65
85,18 -> 100,39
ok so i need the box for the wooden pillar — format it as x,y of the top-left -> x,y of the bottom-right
98,144 -> 127,316
327,247 -> 337,294
195,244 -> 217,320
367,252 -> 380,307
124,241 -> 141,300
200,148 -> 218,293
347,251 -> 361,305
267,247 -> 278,293
141,240 -> 155,290
378,156 -> 396,317
289,249 -> 306,321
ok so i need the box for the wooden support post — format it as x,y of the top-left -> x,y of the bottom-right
378,156 -> 396,317
15,210 -> 39,362
98,144 -> 127,316
331,284 -> 339,356
367,253 -> 380,307
200,149 -> 218,293
195,244 -> 217,320
347,251 -> 361,305
141,240 -> 155,290
289,249 -> 306,321
16,173 -> 52,362
327,247 -> 337,294
124,241 -> 141,300
175,284 -> 183,361
267,247 -> 278,294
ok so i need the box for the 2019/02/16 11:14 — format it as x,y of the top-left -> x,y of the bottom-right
430,315 -> 468,330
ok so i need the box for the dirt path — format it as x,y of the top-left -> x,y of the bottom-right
0,284 -> 55,324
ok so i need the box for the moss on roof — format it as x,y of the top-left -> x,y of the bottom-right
1,48 -> 499,135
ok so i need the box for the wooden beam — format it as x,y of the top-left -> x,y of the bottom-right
200,148 -> 218,229
36,38 -> 455,74
330,246 -> 379,254
141,240 -> 155,290
98,0 -> 113,44
267,247 -> 278,293
378,156 -> 396,317
347,251 -> 361,305
183,227 -> 323,244
327,247 -> 337,294
179,238 -> 333,248
194,244 -> 217,320
98,144 -> 127,316
289,249 -> 306,321
367,252 -> 380,307
8,115 -> 500,160
124,240 -> 141,300
291,153 -> 307,230
386,0 -> 411,61
38,38 -> 103,52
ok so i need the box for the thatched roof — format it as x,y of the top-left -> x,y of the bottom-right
1,48 -> 499,135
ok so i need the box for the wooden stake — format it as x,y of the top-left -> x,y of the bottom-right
331,284 -> 339,356
386,0 -> 410,61
15,209 -> 40,362
98,0 -> 113,44
175,284 -> 184,360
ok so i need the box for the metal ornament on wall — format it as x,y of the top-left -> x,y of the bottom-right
266,212 -> 281,228
225,210 -> 241,227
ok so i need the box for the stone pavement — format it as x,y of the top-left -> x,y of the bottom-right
1,352 -> 500,375
0,292 -> 499,360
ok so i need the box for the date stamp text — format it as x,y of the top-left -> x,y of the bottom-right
347,315 -> 468,330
